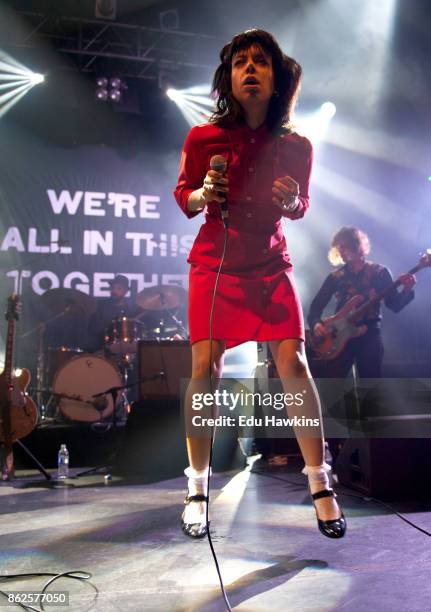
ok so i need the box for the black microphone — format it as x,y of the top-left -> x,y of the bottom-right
210,155 -> 228,227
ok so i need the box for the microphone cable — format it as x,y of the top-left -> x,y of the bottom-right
0,570 -> 97,611
205,208 -> 232,611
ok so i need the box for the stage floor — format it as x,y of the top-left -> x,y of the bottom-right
1,460 -> 431,611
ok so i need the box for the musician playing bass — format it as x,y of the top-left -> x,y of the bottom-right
307,226 -> 416,378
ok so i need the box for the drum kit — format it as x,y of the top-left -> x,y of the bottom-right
29,284 -> 188,426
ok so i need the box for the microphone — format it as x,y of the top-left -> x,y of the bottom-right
210,155 -> 228,227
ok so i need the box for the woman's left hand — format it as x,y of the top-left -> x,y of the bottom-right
272,175 -> 300,213
399,273 -> 417,292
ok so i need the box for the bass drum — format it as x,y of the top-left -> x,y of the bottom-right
45,346 -> 83,390
52,354 -> 122,422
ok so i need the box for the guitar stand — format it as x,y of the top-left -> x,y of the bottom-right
0,439 -> 51,482
15,439 -> 51,480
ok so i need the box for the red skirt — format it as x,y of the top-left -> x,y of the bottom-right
188,264 -> 304,349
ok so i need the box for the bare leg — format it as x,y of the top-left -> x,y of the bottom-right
181,339 -> 225,537
269,339 -> 341,521
185,339 -> 225,470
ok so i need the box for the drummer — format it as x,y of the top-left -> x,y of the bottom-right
88,274 -> 140,351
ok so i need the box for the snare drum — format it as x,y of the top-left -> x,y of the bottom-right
104,316 -> 146,354
52,354 -> 122,422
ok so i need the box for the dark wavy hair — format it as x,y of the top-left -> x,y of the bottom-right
210,29 -> 302,132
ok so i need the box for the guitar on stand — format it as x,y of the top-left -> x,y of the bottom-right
0,295 -> 38,480
307,250 -> 431,361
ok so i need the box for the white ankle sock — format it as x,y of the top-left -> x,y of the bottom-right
184,466 -> 211,497
183,466 -> 211,524
302,462 -> 332,495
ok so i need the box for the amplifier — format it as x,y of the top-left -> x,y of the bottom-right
138,340 -> 192,400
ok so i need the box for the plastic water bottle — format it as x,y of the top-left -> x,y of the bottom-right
57,444 -> 69,479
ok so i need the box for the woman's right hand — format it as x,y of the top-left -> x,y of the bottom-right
201,170 -> 229,204
313,321 -> 327,337
187,170 -> 229,213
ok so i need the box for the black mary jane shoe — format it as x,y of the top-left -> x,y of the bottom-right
181,494 -> 209,539
310,488 -> 347,539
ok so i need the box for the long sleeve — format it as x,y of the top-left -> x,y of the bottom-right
174,126 -> 206,219
307,273 -> 336,330
376,267 -> 415,313
280,137 -> 313,221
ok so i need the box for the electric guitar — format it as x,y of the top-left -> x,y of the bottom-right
0,295 -> 38,479
307,250 -> 431,361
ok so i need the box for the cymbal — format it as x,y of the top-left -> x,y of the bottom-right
136,285 -> 187,311
40,288 -> 96,316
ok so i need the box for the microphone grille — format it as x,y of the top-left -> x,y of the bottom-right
210,155 -> 227,174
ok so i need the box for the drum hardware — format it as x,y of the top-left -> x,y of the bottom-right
168,312 -> 187,337
136,309 -> 188,342
135,285 -> 188,340
135,284 -> 187,312
156,310 -> 187,340
40,288 -> 96,317
74,372 -> 165,478
32,288 -> 96,420
32,346 -> 85,422
21,307 -> 81,420
117,353 -> 135,414
104,316 -> 146,355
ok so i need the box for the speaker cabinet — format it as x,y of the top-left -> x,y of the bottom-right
138,340 -> 192,400
335,438 -> 431,498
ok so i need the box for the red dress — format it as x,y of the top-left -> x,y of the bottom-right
174,122 -> 313,349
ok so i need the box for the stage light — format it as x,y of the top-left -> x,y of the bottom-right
95,76 -> 125,104
166,88 -> 180,101
30,73 -> 44,85
109,77 -> 122,89
166,84 -> 213,126
320,101 -> 336,119
0,51 -> 46,117
296,101 -> 337,143
109,88 -> 121,103
96,76 -> 108,88
95,88 -> 108,101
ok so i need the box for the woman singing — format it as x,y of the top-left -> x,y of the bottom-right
174,29 -> 346,539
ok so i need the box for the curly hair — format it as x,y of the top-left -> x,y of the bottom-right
328,226 -> 371,266
210,29 -> 302,132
